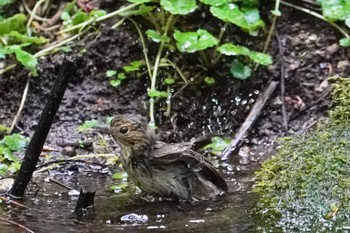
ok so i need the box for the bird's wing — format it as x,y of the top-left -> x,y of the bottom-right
151,142 -> 228,192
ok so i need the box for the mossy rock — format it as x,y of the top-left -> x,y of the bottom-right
253,77 -> 350,231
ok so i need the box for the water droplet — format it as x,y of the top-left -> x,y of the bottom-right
241,100 -> 248,105
249,98 -> 255,104
254,90 -> 260,95
230,109 -> 237,115
235,96 -> 241,102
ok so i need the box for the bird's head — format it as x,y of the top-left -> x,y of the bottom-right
110,114 -> 156,152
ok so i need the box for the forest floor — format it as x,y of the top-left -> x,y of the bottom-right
0,3 -> 349,232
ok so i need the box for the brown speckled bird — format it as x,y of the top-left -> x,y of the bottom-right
109,114 -> 228,201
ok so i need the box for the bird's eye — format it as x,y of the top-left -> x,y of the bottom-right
119,126 -> 129,134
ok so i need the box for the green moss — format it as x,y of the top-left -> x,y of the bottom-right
329,77 -> 350,124
254,77 -> 350,231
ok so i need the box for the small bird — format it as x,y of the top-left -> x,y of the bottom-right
109,114 -> 228,202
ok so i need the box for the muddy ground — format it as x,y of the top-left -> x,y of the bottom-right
1,6 -> 348,160
0,2 -> 349,232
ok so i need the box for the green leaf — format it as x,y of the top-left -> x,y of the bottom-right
174,29 -> 219,53
199,0 -> 230,7
271,9 -> 281,16
61,11 -> 71,21
123,60 -> 144,72
118,5 -> 155,17
8,161 -> 21,173
340,38 -> 350,47
0,124 -> 10,135
71,10 -> 89,25
0,0 -> 13,7
0,13 -> 26,35
11,46 -> 38,75
3,134 -> 26,152
110,183 -> 129,193
217,43 -> 273,65
146,29 -> 170,43
230,61 -> 251,80
106,70 -> 117,77
0,45 -> 37,75
117,73 -> 127,80
112,172 -> 128,180
127,0 -> 151,3
164,77 -> 175,85
0,147 -> 18,162
110,79 -> 122,87
90,9 -> 106,18
210,3 -> 264,33
160,0 -> 197,15
5,31 -> 48,45
77,120 -> 99,131
204,76 -> 215,85
248,51 -> 273,65
148,89 -> 168,98
316,0 -> 350,21
59,46 -> 73,52
202,136 -> 231,155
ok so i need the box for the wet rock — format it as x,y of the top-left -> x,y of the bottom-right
337,60 -> 349,72
325,43 -> 339,57
62,146 -> 76,157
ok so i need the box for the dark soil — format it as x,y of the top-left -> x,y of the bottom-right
0,2 -> 349,231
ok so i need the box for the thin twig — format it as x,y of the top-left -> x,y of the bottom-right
281,1 -> 350,39
0,217 -> 34,233
49,178 -> 73,190
275,30 -> 288,133
22,0 -> 49,22
35,159 -> 107,171
263,0 -> 280,53
58,3 -> 140,34
26,0 -> 47,36
0,64 -> 16,75
9,76 -> 31,133
221,81 -> 279,160
0,196 -> 28,208
290,86 -> 332,121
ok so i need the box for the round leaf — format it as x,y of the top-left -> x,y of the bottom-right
230,61 -> 251,80
174,29 -> 219,53
110,79 -> 122,87
106,70 -> 117,77
148,89 -> 168,98
204,76 -> 215,85
218,43 -> 273,65
160,0 -> 197,15
199,0 -> 230,6
146,29 -> 170,43
164,77 -> 175,85
340,38 -> 350,47
210,3 -> 265,33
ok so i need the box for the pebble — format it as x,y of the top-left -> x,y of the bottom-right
62,146 -> 76,157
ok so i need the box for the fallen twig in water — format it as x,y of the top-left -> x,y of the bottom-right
0,217 -> 34,233
221,81 -> 279,160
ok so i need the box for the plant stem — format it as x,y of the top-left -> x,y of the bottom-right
26,0 -> 47,36
9,76 -> 31,133
34,32 -> 83,57
128,18 -> 152,79
59,3 -> 140,34
263,0 -> 281,53
281,1 -> 350,39
149,14 -> 174,126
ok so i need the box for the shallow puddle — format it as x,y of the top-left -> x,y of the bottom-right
0,146 -> 274,233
